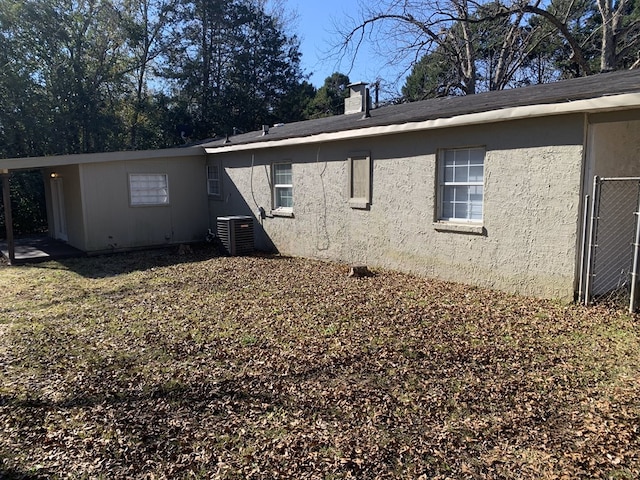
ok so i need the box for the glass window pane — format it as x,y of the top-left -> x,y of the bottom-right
274,164 -> 292,185
454,149 -> 469,166
276,187 -> 293,208
453,201 -> 468,220
443,186 -> 454,203
130,174 -> 169,205
208,165 -> 220,196
469,148 -> 485,165
440,149 -> 484,221
444,165 -> 454,182
208,180 -> 220,196
208,165 -> 219,180
442,200 -> 454,219
470,204 -> 483,220
444,150 -> 456,165
454,166 -> 468,182
453,185 -> 469,201
469,166 -> 483,182
469,185 -> 483,202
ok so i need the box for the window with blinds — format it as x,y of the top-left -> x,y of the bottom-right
129,173 -> 169,206
439,148 -> 484,222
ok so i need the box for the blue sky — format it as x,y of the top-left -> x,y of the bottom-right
283,0 -> 386,88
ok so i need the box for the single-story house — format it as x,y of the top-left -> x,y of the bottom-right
2,69 -> 640,302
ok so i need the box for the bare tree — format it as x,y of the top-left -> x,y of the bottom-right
336,0 -> 640,97
336,0 -> 557,94
595,0 -> 640,70
251,0 -> 299,32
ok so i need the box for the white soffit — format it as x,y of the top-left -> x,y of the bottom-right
205,93 -> 640,154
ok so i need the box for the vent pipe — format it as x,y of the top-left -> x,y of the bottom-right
362,88 -> 371,119
374,81 -> 379,109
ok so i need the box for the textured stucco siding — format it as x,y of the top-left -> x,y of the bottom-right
209,115 -> 585,300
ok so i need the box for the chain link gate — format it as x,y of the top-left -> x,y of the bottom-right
581,176 -> 640,312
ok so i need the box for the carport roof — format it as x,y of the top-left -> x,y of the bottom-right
203,69 -> 640,153
0,144 -> 205,171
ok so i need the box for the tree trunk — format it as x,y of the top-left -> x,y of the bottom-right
598,0 -> 617,71
598,0 -> 631,71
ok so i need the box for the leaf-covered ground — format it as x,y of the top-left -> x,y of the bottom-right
1,249 -> 639,479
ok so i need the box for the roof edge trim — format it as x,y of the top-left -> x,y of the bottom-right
0,145 -> 205,171
205,92 -> 640,154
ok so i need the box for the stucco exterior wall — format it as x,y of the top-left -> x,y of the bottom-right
77,155 -> 208,252
208,115 -> 585,300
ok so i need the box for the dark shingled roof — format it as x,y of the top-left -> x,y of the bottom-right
202,69 -> 640,149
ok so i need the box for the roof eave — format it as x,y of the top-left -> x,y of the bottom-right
205,92 -> 640,154
0,145 -> 206,171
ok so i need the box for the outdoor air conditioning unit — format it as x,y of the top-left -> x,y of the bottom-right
216,215 -> 254,256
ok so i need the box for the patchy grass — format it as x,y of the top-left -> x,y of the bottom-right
1,250 -> 639,479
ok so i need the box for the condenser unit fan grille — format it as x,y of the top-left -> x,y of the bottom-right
216,216 -> 254,256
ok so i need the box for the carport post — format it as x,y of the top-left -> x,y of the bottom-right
1,170 -> 15,265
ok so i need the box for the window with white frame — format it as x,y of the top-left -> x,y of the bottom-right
129,173 -> 169,206
273,163 -> 293,211
207,164 -> 221,199
347,152 -> 371,209
439,147 -> 484,222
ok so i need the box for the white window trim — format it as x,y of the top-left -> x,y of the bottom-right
129,173 -> 169,207
272,162 -> 293,215
436,147 -> 485,225
347,151 -> 371,209
207,163 -> 222,199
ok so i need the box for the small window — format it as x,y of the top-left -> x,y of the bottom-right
347,152 -> 371,209
207,164 -> 222,199
273,163 -> 293,212
438,147 -> 484,222
129,173 -> 169,206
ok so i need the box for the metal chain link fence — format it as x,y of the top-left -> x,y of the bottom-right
583,177 -> 640,311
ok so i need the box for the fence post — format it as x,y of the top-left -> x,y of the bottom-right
629,189 -> 640,313
584,176 -> 601,306
578,194 -> 590,303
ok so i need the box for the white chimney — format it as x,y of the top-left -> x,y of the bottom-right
344,82 -> 369,115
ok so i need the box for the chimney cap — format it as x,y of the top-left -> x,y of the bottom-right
344,83 -> 370,115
